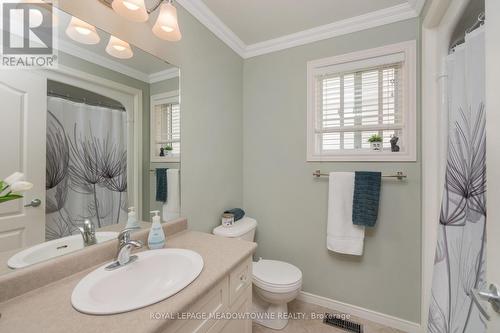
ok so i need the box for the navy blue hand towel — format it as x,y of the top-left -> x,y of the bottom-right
155,168 -> 168,202
224,208 -> 245,221
352,171 -> 381,227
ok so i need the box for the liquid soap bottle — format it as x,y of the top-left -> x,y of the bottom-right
147,210 -> 165,250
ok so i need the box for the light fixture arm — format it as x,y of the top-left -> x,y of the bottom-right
97,0 -> 175,15
97,0 -> 182,41
147,0 -> 172,14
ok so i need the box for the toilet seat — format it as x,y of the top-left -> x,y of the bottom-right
252,259 -> 302,293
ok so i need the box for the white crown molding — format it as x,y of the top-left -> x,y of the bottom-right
297,291 -> 422,333
58,40 -> 177,84
149,68 -> 180,83
176,1 -> 420,59
244,3 -> 418,58
175,0 -> 246,56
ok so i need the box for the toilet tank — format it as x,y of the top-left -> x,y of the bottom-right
212,217 -> 257,241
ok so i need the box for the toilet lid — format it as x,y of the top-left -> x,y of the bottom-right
252,260 -> 302,287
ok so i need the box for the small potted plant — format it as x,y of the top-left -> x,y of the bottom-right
368,134 -> 383,151
164,145 -> 173,155
0,172 -> 33,204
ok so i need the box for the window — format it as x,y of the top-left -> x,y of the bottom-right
150,91 -> 180,162
307,41 -> 416,161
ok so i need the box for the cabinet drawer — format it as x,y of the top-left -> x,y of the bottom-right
167,277 -> 229,333
219,285 -> 252,333
229,257 -> 251,305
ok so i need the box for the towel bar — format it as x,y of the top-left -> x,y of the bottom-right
312,170 -> 407,181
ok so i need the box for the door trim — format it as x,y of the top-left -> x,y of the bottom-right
421,0 -> 473,330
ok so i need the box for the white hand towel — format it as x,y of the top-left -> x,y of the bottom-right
327,172 -> 365,255
162,169 -> 180,222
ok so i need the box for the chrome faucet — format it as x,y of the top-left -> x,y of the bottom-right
105,228 -> 143,270
76,219 -> 96,247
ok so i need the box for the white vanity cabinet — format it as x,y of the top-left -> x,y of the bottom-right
165,256 -> 252,333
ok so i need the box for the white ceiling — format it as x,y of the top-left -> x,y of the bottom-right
177,0 -> 425,58
200,0 -> 407,44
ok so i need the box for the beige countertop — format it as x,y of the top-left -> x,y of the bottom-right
0,230 -> 257,333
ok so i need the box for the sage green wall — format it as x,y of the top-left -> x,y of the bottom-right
242,19 -> 421,322
59,1 -> 243,228
150,77 -> 179,96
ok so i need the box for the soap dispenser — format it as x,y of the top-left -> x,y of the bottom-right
148,210 -> 165,250
125,207 -> 140,230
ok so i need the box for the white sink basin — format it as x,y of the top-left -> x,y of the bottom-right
71,248 -> 204,315
7,232 -> 118,269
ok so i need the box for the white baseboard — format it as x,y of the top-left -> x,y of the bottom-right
297,291 -> 421,333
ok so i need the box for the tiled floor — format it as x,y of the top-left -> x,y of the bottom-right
252,300 -> 405,333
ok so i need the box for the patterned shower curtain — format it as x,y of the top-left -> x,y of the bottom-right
45,96 -> 128,240
428,29 -> 486,332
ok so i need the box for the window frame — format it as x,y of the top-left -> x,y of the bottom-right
150,90 -> 180,163
306,40 -> 417,162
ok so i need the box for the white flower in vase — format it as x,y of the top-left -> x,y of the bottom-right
0,172 -> 34,204
10,181 -> 34,193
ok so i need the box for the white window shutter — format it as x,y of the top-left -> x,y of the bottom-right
306,40 -> 416,162
316,63 -> 403,151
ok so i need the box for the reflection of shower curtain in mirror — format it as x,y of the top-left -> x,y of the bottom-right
428,29 -> 486,333
45,97 -> 128,241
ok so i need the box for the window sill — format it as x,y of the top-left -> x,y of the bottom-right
307,151 -> 416,162
151,156 -> 180,163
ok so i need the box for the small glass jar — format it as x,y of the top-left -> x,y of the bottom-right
221,213 -> 235,228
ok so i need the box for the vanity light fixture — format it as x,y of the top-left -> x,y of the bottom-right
66,17 -> 100,44
103,0 -> 182,41
105,35 -> 134,59
152,1 -> 181,41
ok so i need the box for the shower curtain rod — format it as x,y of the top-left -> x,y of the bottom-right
47,91 -> 126,111
450,12 -> 485,51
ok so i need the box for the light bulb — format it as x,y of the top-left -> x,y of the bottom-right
152,2 -> 181,42
123,1 -> 140,11
106,36 -> 133,59
113,45 -> 126,51
112,0 -> 148,22
161,25 -> 174,33
74,26 -> 91,35
66,17 -> 100,44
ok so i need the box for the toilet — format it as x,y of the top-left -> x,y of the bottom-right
213,217 -> 302,330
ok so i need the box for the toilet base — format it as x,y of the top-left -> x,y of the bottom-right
252,289 -> 290,330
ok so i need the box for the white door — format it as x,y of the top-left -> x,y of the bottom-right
485,0 -> 500,330
0,70 -> 46,252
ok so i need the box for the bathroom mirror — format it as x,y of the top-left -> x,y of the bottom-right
0,5 -> 180,275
